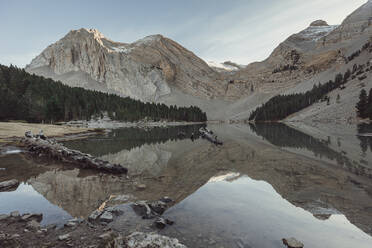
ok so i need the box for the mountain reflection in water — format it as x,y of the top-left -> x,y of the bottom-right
0,123 -> 371,247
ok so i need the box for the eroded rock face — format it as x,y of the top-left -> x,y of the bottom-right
26,28 -> 225,101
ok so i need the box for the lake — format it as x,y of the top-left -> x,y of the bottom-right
0,123 -> 371,247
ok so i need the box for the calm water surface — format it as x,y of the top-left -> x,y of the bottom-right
0,123 -> 372,247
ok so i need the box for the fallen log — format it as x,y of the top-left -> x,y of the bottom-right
21,137 -> 128,174
199,128 -> 223,145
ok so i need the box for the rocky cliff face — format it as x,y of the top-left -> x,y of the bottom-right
323,0 -> 372,46
26,28 -> 225,101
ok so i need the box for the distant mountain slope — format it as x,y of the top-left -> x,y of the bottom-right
226,1 -> 372,122
26,29 -> 226,101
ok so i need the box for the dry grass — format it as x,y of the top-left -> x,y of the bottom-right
0,122 -> 91,139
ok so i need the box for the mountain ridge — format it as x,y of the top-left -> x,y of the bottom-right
26,1 -> 372,122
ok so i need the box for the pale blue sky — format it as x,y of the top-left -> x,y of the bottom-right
0,0 -> 367,67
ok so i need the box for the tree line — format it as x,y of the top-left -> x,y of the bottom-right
0,64 -> 207,123
249,71 -> 348,121
356,88 -> 372,120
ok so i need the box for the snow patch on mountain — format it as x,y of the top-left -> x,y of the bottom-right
298,25 -> 338,41
110,45 -> 133,54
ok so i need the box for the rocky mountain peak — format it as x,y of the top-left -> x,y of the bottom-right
85,28 -> 106,39
26,29 -> 224,102
310,20 -> 329,27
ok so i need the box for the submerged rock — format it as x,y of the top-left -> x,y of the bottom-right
282,237 -> 304,248
124,232 -> 187,248
0,179 -> 19,192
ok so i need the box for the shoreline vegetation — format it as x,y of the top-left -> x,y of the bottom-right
0,122 -> 92,140
0,64 -> 207,124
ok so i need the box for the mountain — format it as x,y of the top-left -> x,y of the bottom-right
26,1 -> 372,123
225,0 -> 372,122
26,29 -> 226,102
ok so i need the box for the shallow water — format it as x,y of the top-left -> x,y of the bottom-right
0,183 -> 71,226
0,123 -> 372,247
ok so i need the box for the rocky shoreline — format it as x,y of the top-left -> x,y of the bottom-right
0,211 -> 186,248
0,196 -> 187,248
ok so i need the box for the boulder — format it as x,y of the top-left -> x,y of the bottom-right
65,218 -> 83,227
58,233 -> 71,241
100,211 -> 114,223
282,238 -> 304,248
136,184 -> 147,190
160,196 -> 173,203
132,201 -> 154,219
154,218 -> 167,229
0,180 -> 19,192
149,201 -> 168,215
26,220 -> 40,231
88,210 -> 102,222
104,206 -> 123,215
154,217 -> 174,229
124,232 -> 187,248
99,231 -> 117,240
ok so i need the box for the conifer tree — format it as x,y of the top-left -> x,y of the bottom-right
356,89 -> 368,118
367,88 -> 372,119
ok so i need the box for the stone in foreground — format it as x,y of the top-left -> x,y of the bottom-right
282,237 -> 304,248
58,233 -> 71,241
125,232 -> 187,248
100,211 -> 114,223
